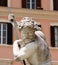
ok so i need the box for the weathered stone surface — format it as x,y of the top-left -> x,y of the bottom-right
13,17 -> 51,65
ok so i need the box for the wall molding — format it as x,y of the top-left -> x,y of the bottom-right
0,58 -> 12,65
0,7 -> 58,20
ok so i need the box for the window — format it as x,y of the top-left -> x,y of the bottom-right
53,0 -> 58,10
0,24 -> 7,44
0,0 -> 7,7
50,26 -> 58,47
0,23 -> 13,45
26,0 -> 36,9
22,0 -> 42,9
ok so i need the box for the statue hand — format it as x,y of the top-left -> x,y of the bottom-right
14,55 -> 21,61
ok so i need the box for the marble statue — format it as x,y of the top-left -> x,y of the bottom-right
12,17 -> 51,65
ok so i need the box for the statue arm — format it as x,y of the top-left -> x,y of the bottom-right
13,39 -> 22,59
35,31 -> 46,40
15,42 -> 37,61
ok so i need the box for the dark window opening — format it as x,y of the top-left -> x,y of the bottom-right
0,0 -> 7,7
38,25 -> 41,27
22,0 -> 26,8
36,0 -> 41,9
7,23 -> 13,45
22,0 -> 43,10
35,24 -> 41,31
0,23 -> 13,45
53,0 -> 58,11
50,26 -> 58,47
50,26 -> 55,47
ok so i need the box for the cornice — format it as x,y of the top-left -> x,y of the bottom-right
0,7 -> 58,20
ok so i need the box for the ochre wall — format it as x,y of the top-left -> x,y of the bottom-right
10,0 -> 21,8
0,15 -> 58,65
0,15 -> 57,46
41,0 -> 51,10
10,0 -> 51,10
0,45 -> 23,65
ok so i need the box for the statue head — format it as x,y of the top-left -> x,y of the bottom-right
18,17 -> 41,41
18,17 -> 41,31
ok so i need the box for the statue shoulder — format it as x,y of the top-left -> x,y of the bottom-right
35,31 -> 46,40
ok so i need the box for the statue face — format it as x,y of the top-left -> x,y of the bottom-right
21,27 -> 35,40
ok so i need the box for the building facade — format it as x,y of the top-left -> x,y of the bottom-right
0,0 -> 58,65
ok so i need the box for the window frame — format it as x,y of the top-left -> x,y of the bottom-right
22,0 -> 42,9
26,0 -> 36,9
0,22 -> 13,45
0,23 -> 7,44
50,24 -> 58,47
54,26 -> 58,47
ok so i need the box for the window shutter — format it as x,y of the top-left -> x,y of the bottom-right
36,0 -> 41,9
0,0 -> 7,7
50,26 -> 55,47
7,23 -> 13,45
22,0 -> 26,8
53,0 -> 58,10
